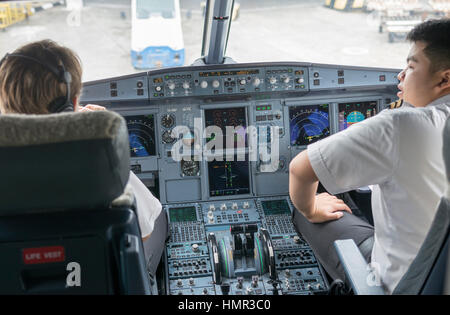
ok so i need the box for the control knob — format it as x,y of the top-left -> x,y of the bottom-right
189,278 -> 195,286
209,204 -> 216,211
283,77 -> 290,84
231,203 -> 238,210
293,235 -> 301,244
296,78 -> 304,84
246,287 -> 254,295
200,80 -> 208,89
168,82 -> 176,90
192,243 -> 199,252
177,279 -> 183,287
212,80 -> 220,88
269,77 -> 277,85
155,86 -> 162,92
182,81 -> 190,90
243,202 -> 250,209
252,77 -> 261,87
239,79 -> 246,85
220,203 -> 227,211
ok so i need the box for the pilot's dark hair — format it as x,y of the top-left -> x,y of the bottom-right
406,18 -> 450,73
0,39 -> 82,114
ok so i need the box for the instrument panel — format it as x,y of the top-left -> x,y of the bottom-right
80,61 -> 400,295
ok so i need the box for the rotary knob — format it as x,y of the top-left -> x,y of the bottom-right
220,204 -> 227,211
192,243 -> 199,252
283,77 -> 290,83
293,235 -> 301,243
212,80 -> 220,88
200,80 -> 208,89
168,82 -> 176,90
209,204 -> 216,211
296,78 -> 304,84
189,278 -> 195,286
177,279 -> 183,287
269,77 -> 277,85
253,77 -> 261,87
155,86 -> 162,92
239,79 -> 246,85
243,202 -> 250,209
182,81 -> 190,89
231,203 -> 238,210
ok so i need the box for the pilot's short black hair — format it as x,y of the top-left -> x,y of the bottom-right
406,18 -> 450,73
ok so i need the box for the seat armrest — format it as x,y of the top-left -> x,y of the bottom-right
119,234 -> 152,295
334,239 -> 385,295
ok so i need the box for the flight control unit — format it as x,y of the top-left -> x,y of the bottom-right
80,61 -> 400,295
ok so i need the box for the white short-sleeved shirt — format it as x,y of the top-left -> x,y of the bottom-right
128,171 -> 162,238
307,95 -> 450,294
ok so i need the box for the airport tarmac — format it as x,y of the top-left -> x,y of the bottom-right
0,0 -> 408,82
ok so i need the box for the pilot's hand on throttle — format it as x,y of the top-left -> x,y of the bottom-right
308,192 -> 352,223
78,104 -> 106,112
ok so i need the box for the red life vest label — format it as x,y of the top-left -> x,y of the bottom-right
22,246 -> 65,265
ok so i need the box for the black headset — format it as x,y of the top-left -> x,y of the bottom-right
0,50 -> 73,113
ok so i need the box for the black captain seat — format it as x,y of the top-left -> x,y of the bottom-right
0,110 -> 152,294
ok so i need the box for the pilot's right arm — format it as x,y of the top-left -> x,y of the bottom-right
127,171 -> 162,240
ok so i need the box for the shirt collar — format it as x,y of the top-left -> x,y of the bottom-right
428,94 -> 450,107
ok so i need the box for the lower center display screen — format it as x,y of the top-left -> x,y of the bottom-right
208,157 -> 250,197
169,206 -> 197,222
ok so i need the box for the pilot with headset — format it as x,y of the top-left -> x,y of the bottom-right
289,19 -> 450,294
0,39 -> 166,274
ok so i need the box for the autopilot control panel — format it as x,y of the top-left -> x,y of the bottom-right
80,61 -> 400,295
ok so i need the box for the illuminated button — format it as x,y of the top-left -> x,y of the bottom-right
212,80 -> 220,88
200,80 -> 208,89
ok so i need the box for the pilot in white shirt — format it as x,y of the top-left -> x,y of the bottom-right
289,19 -> 450,293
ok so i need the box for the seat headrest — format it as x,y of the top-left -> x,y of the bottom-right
0,111 -> 130,215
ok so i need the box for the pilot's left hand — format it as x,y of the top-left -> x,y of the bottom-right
78,104 -> 106,112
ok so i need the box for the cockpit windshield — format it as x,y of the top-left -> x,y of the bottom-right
0,0 -> 447,81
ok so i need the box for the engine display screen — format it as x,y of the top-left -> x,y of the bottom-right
289,104 -> 330,146
125,115 -> 156,157
204,107 -> 247,149
261,199 -> 291,215
338,101 -> 377,131
169,206 -> 197,223
208,157 -> 250,197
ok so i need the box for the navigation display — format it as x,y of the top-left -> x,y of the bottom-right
289,104 -> 330,146
125,115 -> 156,157
261,199 -> 291,215
204,107 -> 247,149
338,101 -> 377,131
208,157 -> 250,197
169,206 -> 197,223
